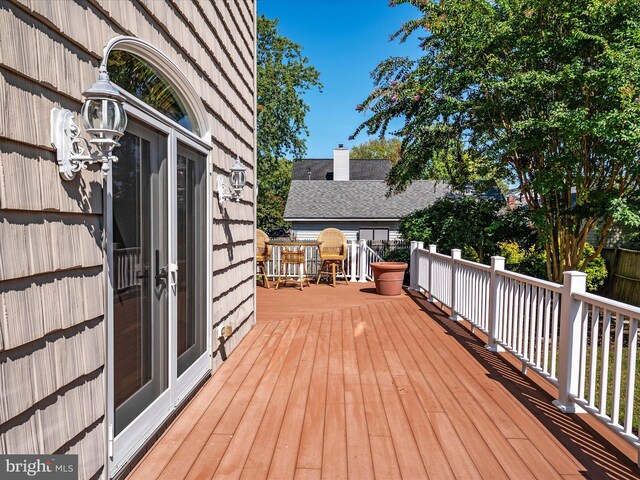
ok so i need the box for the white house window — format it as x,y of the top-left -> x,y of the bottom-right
360,228 -> 389,241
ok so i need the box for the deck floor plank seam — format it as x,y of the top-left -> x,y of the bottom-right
296,312 -> 332,470
342,308 -> 376,480
127,285 -> 640,480
387,299 -> 534,479
128,321 -> 274,480
240,315 -> 314,480
389,299 -> 544,480
360,303 -> 429,479
156,319 -> 288,480
371,302 -> 458,480
394,298 -> 584,476
213,317 -> 304,479
321,312 -> 348,480
267,314 -> 323,479
372,301 -> 486,480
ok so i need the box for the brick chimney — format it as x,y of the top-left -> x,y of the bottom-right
333,144 -> 349,181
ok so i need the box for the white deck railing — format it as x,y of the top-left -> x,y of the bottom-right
264,240 -> 384,283
114,247 -> 141,291
410,242 -> 640,458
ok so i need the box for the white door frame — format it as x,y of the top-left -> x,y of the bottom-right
106,100 -> 212,476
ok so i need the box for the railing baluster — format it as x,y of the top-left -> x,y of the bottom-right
588,307 -> 600,407
624,318 -> 637,434
543,291 -> 551,375
600,309 -> 612,417
529,286 -> 538,364
611,311 -> 624,426
551,292 -> 560,379
578,303 -> 589,400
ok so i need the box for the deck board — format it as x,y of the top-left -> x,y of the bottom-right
267,315 -> 322,480
127,283 -> 640,480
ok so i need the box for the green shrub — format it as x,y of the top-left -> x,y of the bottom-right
461,245 -> 480,263
579,243 -> 608,292
497,242 -> 607,292
383,248 -> 410,263
519,250 -> 548,279
498,241 -> 527,270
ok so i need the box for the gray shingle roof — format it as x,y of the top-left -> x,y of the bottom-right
292,159 -> 391,181
284,180 -> 453,220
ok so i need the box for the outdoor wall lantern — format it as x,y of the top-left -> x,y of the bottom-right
217,156 -> 247,205
51,65 -> 127,180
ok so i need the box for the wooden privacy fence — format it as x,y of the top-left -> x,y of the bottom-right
410,242 -> 640,461
601,248 -> 640,307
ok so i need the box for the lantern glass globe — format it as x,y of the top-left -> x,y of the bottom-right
81,98 -> 127,139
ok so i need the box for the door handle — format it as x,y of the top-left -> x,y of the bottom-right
168,263 -> 178,290
155,249 -> 167,287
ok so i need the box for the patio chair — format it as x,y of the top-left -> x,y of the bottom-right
316,228 -> 349,287
256,229 -> 272,288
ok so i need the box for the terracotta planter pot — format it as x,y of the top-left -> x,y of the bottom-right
371,262 -> 408,296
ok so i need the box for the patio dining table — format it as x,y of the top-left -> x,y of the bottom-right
266,240 -> 321,290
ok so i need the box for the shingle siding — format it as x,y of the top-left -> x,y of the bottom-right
0,1 -> 256,478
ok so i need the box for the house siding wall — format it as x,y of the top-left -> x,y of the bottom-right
291,221 -> 402,242
0,1 -> 256,479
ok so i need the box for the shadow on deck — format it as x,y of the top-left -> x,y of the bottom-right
127,282 -> 639,479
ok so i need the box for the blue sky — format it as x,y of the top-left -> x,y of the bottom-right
257,0 -> 422,159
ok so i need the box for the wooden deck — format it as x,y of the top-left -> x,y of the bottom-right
128,283 -> 639,479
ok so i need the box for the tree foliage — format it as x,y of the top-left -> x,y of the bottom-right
351,137 -> 402,163
257,16 -> 321,230
355,0 -> 640,282
399,197 -> 535,263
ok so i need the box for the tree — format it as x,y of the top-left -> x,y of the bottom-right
351,137 -> 402,163
257,15 -> 322,230
399,197 -> 535,263
354,0 -> 640,282
256,158 -> 292,229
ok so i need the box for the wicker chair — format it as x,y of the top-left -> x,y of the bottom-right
256,229 -> 272,288
316,228 -> 349,287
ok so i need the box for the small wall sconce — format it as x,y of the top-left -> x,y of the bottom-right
51,65 -> 128,180
217,157 -> 247,206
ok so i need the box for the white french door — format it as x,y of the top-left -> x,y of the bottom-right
107,106 -> 211,474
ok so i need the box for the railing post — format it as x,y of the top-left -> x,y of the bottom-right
358,239 -> 367,282
410,241 -> 418,289
449,249 -> 462,321
553,271 -> 587,413
416,241 -> 424,291
349,240 -> 358,282
427,244 -> 437,302
485,256 -> 505,352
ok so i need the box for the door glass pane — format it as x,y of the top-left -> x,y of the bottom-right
112,121 -> 168,435
177,144 -> 207,376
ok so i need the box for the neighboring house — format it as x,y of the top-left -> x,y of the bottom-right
1,2 -> 256,479
285,145 -> 501,241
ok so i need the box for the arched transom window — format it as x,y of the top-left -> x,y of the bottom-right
107,50 -> 200,135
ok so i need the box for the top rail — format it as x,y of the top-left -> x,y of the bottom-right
574,291 -> 640,319
498,268 -> 563,293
